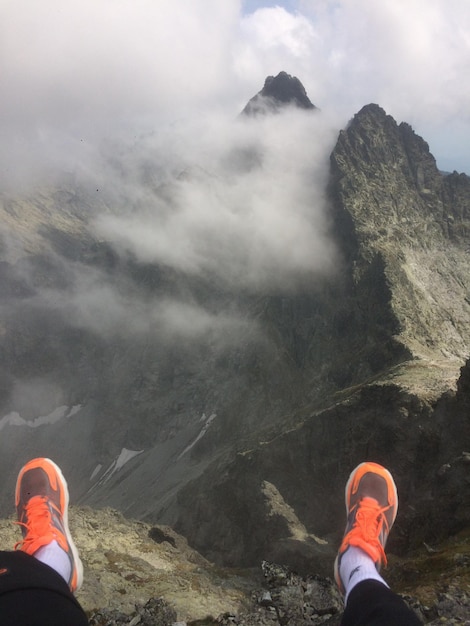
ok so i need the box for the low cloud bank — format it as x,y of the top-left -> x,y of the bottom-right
94,108 -> 339,292
1,103 -> 340,345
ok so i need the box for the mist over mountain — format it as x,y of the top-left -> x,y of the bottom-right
0,73 -> 469,584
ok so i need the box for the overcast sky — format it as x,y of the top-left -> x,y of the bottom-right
1,0 -> 469,180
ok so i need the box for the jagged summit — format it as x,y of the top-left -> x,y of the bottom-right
241,71 -> 317,116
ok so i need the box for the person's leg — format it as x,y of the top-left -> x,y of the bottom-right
0,550 -> 88,626
334,462 -> 423,626
0,457 -> 89,625
14,457 -> 83,592
341,580 -> 422,626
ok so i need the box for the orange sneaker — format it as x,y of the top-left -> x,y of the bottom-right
15,457 -> 83,592
334,461 -> 398,595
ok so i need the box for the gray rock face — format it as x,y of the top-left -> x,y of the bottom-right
88,598 -> 177,626
242,72 -> 317,116
330,104 -> 470,363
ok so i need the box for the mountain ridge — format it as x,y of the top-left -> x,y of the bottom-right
0,77 -> 468,590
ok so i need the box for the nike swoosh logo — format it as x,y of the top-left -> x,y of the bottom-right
348,565 -> 361,581
0,568 -> 9,575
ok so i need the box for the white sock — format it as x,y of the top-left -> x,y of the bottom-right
34,540 -> 71,585
340,546 -> 388,603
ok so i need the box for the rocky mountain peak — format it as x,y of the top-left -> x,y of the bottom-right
336,103 -> 439,190
242,71 -> 317,116
330,101 -> 470,366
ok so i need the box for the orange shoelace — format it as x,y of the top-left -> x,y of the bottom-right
344,497 -> 391,566
14,495 -> 59,555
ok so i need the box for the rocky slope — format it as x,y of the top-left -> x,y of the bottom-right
0,506 -> 255,621
1,506 -> 469,624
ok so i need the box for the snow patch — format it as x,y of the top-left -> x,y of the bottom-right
0,404 -> 82,432
90,464 -> 103,481
178,413 -> 216,460
100,448 -> 144,483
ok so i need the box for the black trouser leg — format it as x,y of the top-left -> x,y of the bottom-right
0,551 -> 88,626
340,579 -> 423,626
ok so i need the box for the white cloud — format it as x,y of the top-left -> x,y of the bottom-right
1,0 -> 240,126
31,259 -> 257,342
94,108 -> 339,290
0,0 -> 243,185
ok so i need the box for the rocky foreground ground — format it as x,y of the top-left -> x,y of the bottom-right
0,506 -> 469,625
